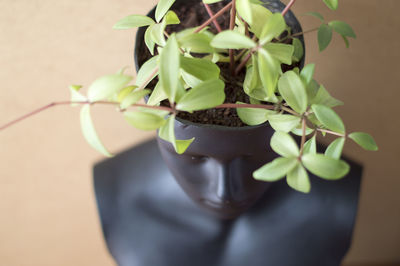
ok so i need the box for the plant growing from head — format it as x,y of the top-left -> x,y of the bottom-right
1,0 -> 378,193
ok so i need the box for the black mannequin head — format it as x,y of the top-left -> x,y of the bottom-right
157,119 -> 275,219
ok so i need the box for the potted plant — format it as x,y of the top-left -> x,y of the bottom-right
1,0 -> 378,195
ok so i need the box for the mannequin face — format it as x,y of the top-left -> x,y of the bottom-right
157,120 -> 275,219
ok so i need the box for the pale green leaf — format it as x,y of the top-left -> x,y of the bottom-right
264,43 -> 294,65
159,34 -> 180,103
248,3 -> 272,38
155,0 -> 176,23
300,64 -> 315,87
323,0 -> 338,11
236,0 -> 253,24
318,24 -> 333,51
291,126 -> 314,137
87,74 -> 132,102
159,115 -> 194,154
164,11 -> 180,25
268,114 -> 301,133
136,55 -> 159,88
236,102 -> 273,126
179,32 -> 214,53
70,86 -> 87,106
260,13 -> 286,45
180,56 -> 220,84
147,82 -> 168,106
80,105 -> 112,157
150,22 -> 166,46
203,0 -> 224,3
303,134 -> 317,155
258,48 -> 279,97
292,38 -> 304,62
253,157 -> 298,182
271,131 -> 300,158
325,137 -> 345,159
329,21 -> 356,38
312,104 -> 345,134
211,30 -> 257,49
120,89 -> 151,109
287,163 -> 311,193
311,85 -> 344,108
302,153 -> 349,180
118,85 -> 137,102
113,15 -> 155,29
278,71 -> 308,114
145,24 -> 156,55
349,132 -> 378,151
124,110 -> 166,130
176,79 -> 225,112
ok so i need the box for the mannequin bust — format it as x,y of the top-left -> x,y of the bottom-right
94,120 -> 363,266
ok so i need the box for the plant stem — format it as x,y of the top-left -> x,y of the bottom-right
291,27 -> 319,38
203,3 -> 223,32
282,0 -> 297,17
316,128 -> 346,137
234,50 -> 253,75
195,1 -> 233,33
281,106 -> 299,116
0,100 -> 173,132
229,0 -> 237,75
300,118 -> 307,156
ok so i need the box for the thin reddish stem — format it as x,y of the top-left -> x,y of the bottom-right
203,3 -> 222,32
282,0 -> 297,17
234,51 -> 253,75
229,0 -> 237,75
195,2 -> 233,33
0,100 -> 173,132
213,103 -> 275,110
316,128 -> 346,137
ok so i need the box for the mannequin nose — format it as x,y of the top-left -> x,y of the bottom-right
216,164 -> 234,202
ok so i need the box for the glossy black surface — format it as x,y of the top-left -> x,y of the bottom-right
94,139 -> 363,266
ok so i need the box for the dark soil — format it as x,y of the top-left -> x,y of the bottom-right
137,1 -> 300,127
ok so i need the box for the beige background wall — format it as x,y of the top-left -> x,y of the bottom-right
0,0 -> 399,265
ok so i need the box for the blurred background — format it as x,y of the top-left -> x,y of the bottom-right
0,0 -> 399,265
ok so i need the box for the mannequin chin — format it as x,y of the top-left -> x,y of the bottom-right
157,119 -> 275,219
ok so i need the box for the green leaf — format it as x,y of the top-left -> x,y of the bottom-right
159,34 -> 180,103
323,0 -> 338,11
164,11 -> 180,25
292,38 -> 304,62
176,79 -> 225,112
342,35 -> 350,48
120,89 -> 151,109
150,22 -> 167,46
258,48 -> 279,97
291,126 -> 314,137
311,84 -> 344,108
180,56 -> 220,86
278,71 -> 308,114
124,110 -> 166,131
300,64 -> 315,87
203,0 -> 224,3
236,102 -> 273,126
159,115 -> 194,154
80,105 -> 112,157
155,0 -> 176,23
303,134 -> 317,155
179,32 -> 214,53
147,82 -> 168,106
136,55 -> 159,88
287,163 -> 311,193
211,30 -> 257,49
349,132 -> 378,151
145,25 -> 156,55
325,137 -> 345,159
113,15 -> 155,29
260,13 -> 286,45
318,24 -> 333,52
236,0 -> 253,24
118,85 -> 137,102
329,21 -> 356,38
268,114 -> 301,133
264,43 -> 294,65
302,153 -> 350,180
253,157 -> 298,182
87,74 -> 132,102
304,12 -> 324,22
312,104 -> 345,134
248,3 -> 272,38
271,131 -> 300,157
